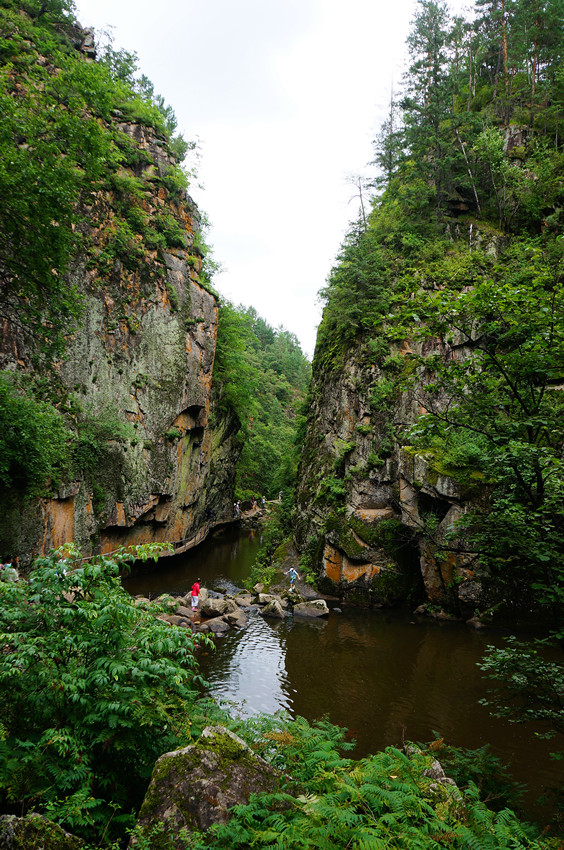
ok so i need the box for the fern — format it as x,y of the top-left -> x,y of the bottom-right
192,726 -> 554,849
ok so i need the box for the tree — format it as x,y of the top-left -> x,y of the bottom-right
478,637 -> 564,743
371,100 -> 405,190
402,237 -> 564,619
214,302 -> 310,499
402,0 -> 455,209
0,3 -> 196,357
0,372 -> 69,498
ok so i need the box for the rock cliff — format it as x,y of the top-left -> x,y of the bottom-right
0,21 -> 240,563
294,270 -> 487,617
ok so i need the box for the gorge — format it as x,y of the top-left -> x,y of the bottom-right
1,0 -> 563,846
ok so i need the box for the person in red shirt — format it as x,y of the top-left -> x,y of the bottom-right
191,578 -> 201,611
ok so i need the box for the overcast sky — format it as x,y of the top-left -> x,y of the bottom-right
73,0 -> 466,358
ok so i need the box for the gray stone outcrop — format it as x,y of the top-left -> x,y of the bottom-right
258,593 -> 289,607
1,86 -> 240,565
200,597 -> 229,617
131,726 -> 285,847
293,600 -> 330,618
260,599 -> 286,619
224,608 -> 248,628
206,618 -> 230,635
149,582 -> 333,637
293,297 -> 495,616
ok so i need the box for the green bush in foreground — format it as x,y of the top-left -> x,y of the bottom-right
0,544 -> 210,844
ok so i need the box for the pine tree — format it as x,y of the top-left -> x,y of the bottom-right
401,0 -> 456,210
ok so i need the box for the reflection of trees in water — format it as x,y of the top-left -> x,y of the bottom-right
283,611 -> 562,814
123,527 -> 261,597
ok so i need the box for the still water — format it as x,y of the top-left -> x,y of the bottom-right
124,525 -> 563,821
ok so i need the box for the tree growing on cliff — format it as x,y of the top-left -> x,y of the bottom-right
402,236 -> 564,619
0,1 -> 197,358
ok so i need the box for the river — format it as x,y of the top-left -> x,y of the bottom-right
124,524 -> 564,824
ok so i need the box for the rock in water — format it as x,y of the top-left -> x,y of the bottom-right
206,617 -> 230,635
260,599 -> 286,619
131,726 -> 283,847
293,599 -> 330,618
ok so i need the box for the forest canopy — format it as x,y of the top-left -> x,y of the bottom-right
214,301 -> 310,500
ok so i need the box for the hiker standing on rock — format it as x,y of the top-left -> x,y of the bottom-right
191,578 -> 201,611
286,567 -> 299,591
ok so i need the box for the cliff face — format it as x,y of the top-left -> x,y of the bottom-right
295,209 -> 563,625
294,305 -> 484,618
0,27 -> 240,563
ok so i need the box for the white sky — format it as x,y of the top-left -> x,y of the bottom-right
73,0 -> 466,358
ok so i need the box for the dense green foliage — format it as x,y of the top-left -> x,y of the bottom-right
215,302 -> 310,499
0,544 -> 209,844
422,737 -> 524,812
479,637 -> 564,746
398,237 -> 564,618
182,714 -> 552,849
308,0 -> 564,819
0,372 -> 69,495
0,0 -> 195,357
0,0 -> 213,550
0,544 -> 555,849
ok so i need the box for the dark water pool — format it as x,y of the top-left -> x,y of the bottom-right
123,525 -> 564,824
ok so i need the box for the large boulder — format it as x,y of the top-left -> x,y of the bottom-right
176,604 -> 195,619
200,597 -> 228,617
224,608 -> 248,628
158,614 -> 192,628
260,599 -> 286,619
293,599 -> 330,618
206,617 -> 230,635
233,593 -> 253,607
0,814 -> 83,849
258,593 -> 288,607
200,596 -> 239,617
131,726 -> 284,848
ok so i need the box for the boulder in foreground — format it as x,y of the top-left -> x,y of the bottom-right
0,814 -> 83,850
131,725 -> 284,848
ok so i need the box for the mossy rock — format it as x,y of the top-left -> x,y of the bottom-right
0,814 -> 84,850
133,726 -> 286,848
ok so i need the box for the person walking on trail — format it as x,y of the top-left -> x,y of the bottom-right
286,567 -> 300,591
191,578 -> 201,611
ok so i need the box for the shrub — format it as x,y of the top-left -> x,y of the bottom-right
188,713 -> 548,849
0,545 -> 209,844
0,371 -> 69,496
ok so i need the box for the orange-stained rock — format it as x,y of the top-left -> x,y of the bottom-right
354,507 -> 395,523
324,544 -> 342,583
42,497 -> 75,551
323,543 -> 380,584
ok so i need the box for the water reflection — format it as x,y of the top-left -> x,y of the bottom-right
199,607 -> 564,821
205,614 -> 292,716
124,528 -> 564,823
123,526 -> 261,597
